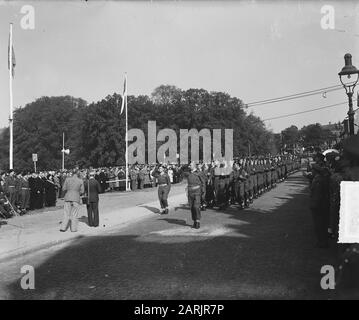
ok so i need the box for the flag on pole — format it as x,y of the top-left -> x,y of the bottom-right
8,31 -> 16,78
120,73 -> 127,114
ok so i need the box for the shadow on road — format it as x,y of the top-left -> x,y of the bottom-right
5,174 -> 343,300
159,218 -> 192,227
79,216 -> 93,227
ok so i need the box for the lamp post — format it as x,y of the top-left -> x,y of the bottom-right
338,53 -> 359,136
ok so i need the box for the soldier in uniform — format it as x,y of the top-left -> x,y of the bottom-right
232,162 -> 240,206
270,158 -> 277,188
213,161 -> 221,207
217,161 -> 228,209
198,163 -> 207,211
98,169 -> 107,193
223,160 -> 233,208
251,159 -> 258,199
245,159 -> 254,203
252,158 -> 259,199
129,166 -> 138,191
233,161 -> 244,209
242,159 -> 251,207
4,170 -> 19,209
257,158 -> 264,195
205,163 -> 215,208
138,165 -> 147,189
18,172 -> 30,212
280,157 -> 286,182
183,162 -> 205,229
265,158 -> 272,191
276,157 -> 282,183
151,165 -> 171,214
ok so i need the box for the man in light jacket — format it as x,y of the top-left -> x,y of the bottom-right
60,169 -> 84,232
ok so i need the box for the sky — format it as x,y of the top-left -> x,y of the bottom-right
0,0 -> 358,133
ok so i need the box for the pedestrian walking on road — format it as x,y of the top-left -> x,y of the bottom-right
60,169 -> 85,232
85,171 -> 102,227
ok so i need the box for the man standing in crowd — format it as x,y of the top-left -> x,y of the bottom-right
60,169 -> 84,232
85,171 -> 102,227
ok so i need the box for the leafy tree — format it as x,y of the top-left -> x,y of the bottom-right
151,85 -> 182,106
281,125 -> 299,148
300,123 -> 328,148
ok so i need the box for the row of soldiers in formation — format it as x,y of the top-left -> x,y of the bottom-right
152,155 -> 301,229
191,155 -> 301,211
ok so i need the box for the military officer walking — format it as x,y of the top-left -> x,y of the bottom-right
183,162 -> 205,229
152,165 -> 171,214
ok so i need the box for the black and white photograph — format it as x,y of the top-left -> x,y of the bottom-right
0,0 -> 359,306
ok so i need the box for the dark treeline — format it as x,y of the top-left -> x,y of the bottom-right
0,85 -> 278,171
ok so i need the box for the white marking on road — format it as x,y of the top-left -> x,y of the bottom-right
149,225 -> 246,237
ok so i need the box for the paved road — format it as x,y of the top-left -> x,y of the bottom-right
0,173 -> 339,299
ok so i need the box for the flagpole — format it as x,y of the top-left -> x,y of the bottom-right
125,73 -> 129,191
9,23 -> 13,170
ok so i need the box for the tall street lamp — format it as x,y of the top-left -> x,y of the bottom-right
338,53 -> 359,136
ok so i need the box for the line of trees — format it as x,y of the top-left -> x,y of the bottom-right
0,85 -> 279,171
276,123 -> 341,152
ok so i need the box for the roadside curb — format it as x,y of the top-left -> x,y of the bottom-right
0,193 -> 187,263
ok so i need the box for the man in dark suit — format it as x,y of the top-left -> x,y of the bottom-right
85,171 -> 102,227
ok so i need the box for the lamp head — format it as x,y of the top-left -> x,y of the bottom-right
339,53 -> 359,91
339,54 -> 359,77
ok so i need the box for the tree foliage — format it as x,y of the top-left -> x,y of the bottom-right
281,125 -> 299,148
0,87 -> 278,170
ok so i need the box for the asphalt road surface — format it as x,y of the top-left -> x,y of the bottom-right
0,173 -> 341,299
